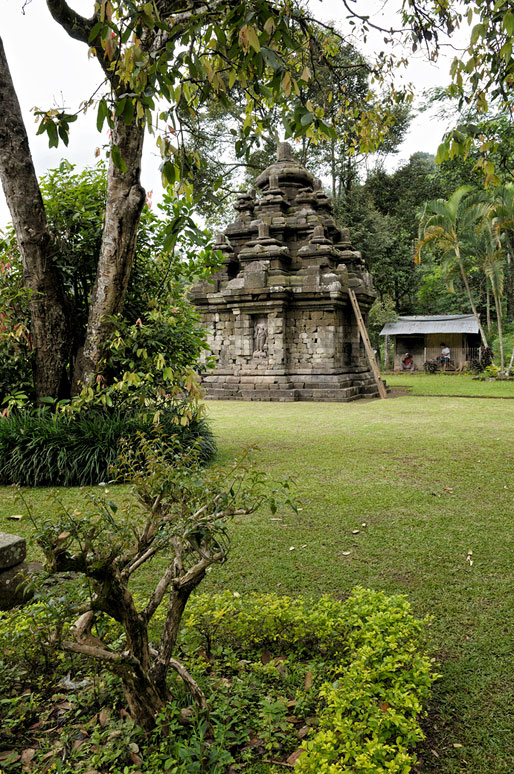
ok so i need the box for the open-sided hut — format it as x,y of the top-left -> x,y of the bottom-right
380,314 -> 481,371
191,143 -> 380,401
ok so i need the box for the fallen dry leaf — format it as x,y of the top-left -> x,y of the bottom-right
99,708 -> 110,727
261,649 -> 273,665
286,749 -> 303,765
0,751 -> 20,764
304,670 -> 313,690
21,748 -> 36,766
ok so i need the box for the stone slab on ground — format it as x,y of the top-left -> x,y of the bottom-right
0,532 -> 27,570
0,562 -> 34,610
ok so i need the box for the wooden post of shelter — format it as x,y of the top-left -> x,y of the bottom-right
348,288 -> 387,400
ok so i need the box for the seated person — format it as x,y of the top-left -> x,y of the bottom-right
439,342 -> 451,370
400,352 -> 415,371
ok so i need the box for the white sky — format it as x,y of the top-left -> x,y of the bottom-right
0,0 -> 469,227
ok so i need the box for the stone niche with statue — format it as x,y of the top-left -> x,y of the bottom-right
190,143 -> 379,401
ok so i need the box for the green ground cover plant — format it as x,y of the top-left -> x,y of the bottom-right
0,586 -> 434,772
386,371 -> 514,397
1,394 -> 513,772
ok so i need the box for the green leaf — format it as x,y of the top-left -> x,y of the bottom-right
122,98 -> 134,126
300,111 -> 314,127
97,99 -> 109,132
470,23 -> 485,46
111,144 -> 127,173
88,20 -> 103,43
46,121 -> 59,148
260,46 -> 281,70
58,123 -> 70,146
247,25 -> 260,53
503,11 -> 514,35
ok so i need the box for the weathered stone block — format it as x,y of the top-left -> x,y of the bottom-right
0,533 -> 26,570
0,562 -> 33,610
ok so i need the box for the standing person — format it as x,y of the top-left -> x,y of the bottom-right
440,342 -> 451,371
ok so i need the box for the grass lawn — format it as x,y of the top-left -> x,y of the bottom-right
2,392 -> 513,772
386,371 -> 514,398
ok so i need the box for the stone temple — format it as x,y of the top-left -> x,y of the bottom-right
191,143 -> 379,401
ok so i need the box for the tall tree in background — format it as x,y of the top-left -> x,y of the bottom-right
181,34 -> 411,226
492,183 -> 514,319
416,185 -> 490,346
472,220 -> 505,369
340,153 -> 445,310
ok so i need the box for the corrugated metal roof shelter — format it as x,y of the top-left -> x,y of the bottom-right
380,315 -> 481,371
380,314 -> 479,337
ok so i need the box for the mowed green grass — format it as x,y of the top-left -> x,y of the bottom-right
1,393 -> 513,773
386,371 -> 514,397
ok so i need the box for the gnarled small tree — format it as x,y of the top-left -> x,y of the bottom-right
26,441 -> 295,730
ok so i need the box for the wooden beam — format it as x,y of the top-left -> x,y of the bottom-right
348,289 -> 387,400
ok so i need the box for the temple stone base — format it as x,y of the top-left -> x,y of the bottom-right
202,370 -> 379,402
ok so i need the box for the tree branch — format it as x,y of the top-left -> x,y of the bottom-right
168,657 -> 209,712
63,640 -> 132,663
174,552 -> 224,589
46,0 -> 96,44
123,543 -> 160,578
143,566 -> 174,622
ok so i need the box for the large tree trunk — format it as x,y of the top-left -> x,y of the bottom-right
119,663 -> 168,731
0,36 -> 71,400
72,114 -> 146,392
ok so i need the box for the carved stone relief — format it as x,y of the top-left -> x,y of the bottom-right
253,317 -> 268,358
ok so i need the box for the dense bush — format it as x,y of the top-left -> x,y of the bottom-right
0,588 -> 436,773
0,404 -> 215,486
184,588 -> 436,773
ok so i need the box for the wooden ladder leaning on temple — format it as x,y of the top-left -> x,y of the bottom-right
348,289 -> 387,400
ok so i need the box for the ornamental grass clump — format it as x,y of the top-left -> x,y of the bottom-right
0,403 -> 215,487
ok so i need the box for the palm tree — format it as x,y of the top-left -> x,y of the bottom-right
472,222 -> 505,371
491,183 -> 514,320
416,185 -> 490,348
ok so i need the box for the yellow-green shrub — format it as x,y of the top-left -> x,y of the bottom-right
183,587 -> 437,773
